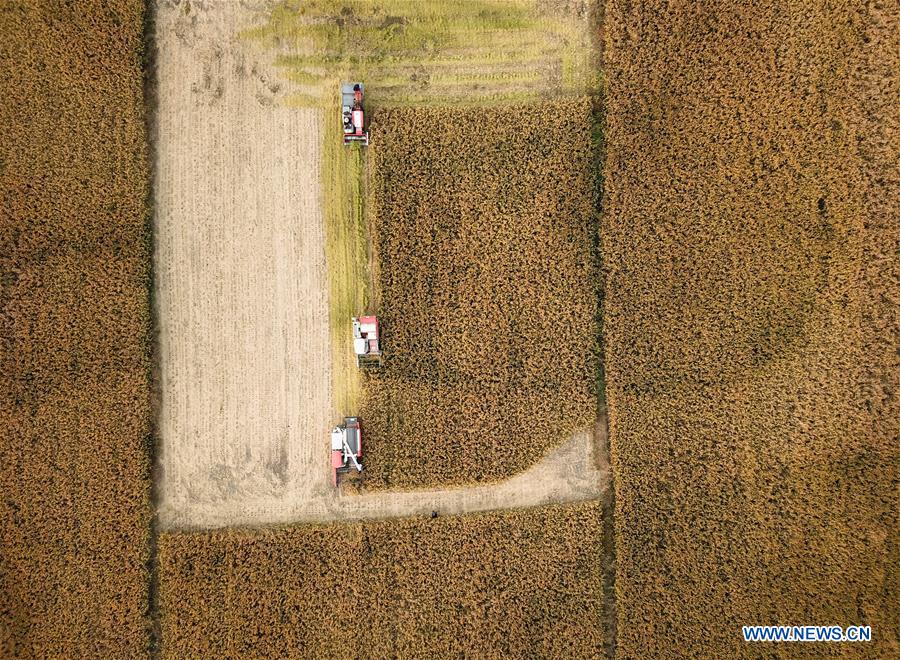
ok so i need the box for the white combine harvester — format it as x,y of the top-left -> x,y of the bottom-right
331,417 -> 363,486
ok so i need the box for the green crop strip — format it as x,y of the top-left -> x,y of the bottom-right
322,103 -> 370,417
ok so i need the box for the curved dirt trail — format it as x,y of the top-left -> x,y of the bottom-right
159,421 -> 608,531
153,0 -> 606,531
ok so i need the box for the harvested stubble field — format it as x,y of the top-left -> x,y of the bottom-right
247,0 -> 598,107
603,0 -> 899,656
159,501 -> 604,657
149,1 -> 606,531
0,0 -> 152,656
361,99 -> 600,489
153,0 -> 335,529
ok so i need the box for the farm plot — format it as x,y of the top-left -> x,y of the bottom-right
603,1 -> 899,656
154,2 -> 604,529
0,0 -> 152,655
159,501 -> 604,657
154,2 -> 334,525
360,99 -> 600,489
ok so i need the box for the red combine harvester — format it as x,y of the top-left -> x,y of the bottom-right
352,315 -> 382,366
331,417 -> 362,486
341,83 -> 369,146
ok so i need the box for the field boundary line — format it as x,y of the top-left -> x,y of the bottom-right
142,2 -> 162,656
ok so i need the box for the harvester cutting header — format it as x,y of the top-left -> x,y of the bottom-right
331,417 -> 362,486
341,82 -> 369,146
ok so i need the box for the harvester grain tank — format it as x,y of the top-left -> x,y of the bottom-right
342,82 -> 369,145
331,417 -> 363,486
352,315 -> 382,366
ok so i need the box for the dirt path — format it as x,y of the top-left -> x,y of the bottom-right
154,0 -> 606,532
159,418 -> 608,531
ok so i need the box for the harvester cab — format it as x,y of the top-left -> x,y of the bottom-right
331,417 -> 363,486
352,315 -> 382,367
341,82 -> 369,146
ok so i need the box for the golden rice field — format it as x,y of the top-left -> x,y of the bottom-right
360,99 -> 600,489
0,0 -> 152,656
603,0 -> 898,656
2,0 -> 897,657
158,502 -> 604,657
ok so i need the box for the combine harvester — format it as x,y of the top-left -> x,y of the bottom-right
331,417 -> 363,486
341,82 -> 369,146
352,315 -> 382,367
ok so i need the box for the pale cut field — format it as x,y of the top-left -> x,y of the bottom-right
154,0 -> 334,523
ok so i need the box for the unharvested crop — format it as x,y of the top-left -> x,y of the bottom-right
361,99 -> 599,489
0,1 -> 152,656
159,501 -> 604,657
603,1 -> 899,656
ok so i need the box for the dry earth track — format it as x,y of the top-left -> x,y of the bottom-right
161,421 -> 608,530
